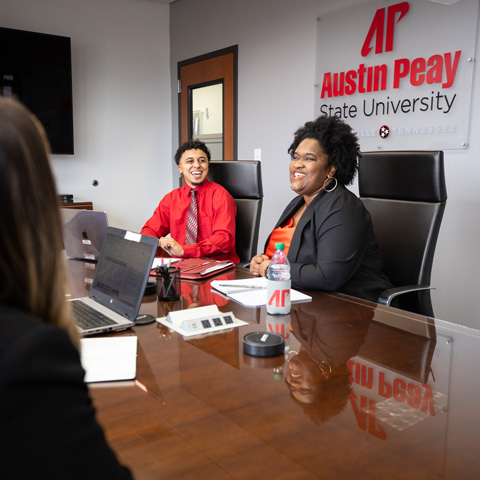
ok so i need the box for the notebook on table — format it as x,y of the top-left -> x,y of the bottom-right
210,277 -> 312,307
61,208 -> 109,261
69,227 -> 158,336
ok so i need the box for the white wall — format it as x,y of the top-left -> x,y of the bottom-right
170,0 -> 480,329
0,0 -> 173,232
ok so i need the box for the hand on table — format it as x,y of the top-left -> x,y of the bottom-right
250,254 -> 270,277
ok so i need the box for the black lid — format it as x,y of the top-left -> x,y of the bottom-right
243,332 -> 285,357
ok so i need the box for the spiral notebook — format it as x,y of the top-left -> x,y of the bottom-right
211,277 -> 311,307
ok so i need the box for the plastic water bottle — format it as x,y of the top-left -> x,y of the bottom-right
266,242 -> 291,314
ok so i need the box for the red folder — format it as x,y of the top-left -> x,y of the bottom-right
152,258 -> 234,280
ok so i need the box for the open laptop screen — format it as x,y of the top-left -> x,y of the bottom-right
89,227 -> 157,320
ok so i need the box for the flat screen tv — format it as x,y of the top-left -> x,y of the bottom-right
0,27 -> 74,155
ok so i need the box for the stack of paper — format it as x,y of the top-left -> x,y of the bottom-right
211,277 -> 311,307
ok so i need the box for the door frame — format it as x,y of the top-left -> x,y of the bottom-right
177,45 -> 238,161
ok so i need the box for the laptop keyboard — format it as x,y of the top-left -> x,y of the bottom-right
71,300 -> 117,330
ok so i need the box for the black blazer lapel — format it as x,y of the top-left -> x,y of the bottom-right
288,198 -> 312,262
289,190 -> 329,263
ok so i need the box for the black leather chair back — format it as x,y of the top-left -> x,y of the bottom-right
207,160 -> 263,263
358,151 -> 447,316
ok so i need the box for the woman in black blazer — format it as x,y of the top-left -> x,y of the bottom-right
0,98 -> 133,479
250,115 -> 392,303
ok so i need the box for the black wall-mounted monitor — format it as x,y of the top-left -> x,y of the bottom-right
0,27 -> 74,155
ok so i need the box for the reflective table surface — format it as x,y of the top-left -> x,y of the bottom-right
66,259 -> 480,480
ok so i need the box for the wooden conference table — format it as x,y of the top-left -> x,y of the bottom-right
65,259 -> 480,480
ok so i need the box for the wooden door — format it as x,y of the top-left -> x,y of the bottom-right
178,46 -> 237,161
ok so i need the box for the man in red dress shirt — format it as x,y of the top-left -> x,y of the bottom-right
141,140 -> 239,264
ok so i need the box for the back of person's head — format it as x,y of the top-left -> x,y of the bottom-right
174,139 -> 211,165
0,97 -> 78,347
288,115 -> 360,185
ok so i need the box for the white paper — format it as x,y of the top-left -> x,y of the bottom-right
152,257 -> 181,268
125,231 -> 141,242
211,277 -> 312,307
200,261 -> 233,275
80,336 -> 137,383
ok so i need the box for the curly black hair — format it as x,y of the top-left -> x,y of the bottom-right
174,139 -> 211,165
287,115 -> 360,185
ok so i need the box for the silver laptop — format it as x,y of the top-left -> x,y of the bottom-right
69,227 -> 158,336
61,209 -> 108,261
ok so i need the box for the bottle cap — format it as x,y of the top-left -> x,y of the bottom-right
274,242 -> 285,249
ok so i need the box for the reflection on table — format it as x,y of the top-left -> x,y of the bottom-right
64,260 -> 480,480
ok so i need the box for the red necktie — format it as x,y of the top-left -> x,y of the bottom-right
185,189 -> 198,245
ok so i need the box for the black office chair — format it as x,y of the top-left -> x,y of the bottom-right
207,160 -> 263,264
358,151 -> 447,317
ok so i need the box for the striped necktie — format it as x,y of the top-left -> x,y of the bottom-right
185,189 -> 198,245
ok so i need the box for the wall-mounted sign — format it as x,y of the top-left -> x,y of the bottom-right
314,0 -> 478,150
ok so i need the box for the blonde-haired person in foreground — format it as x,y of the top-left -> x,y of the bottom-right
0,97 -> 133,479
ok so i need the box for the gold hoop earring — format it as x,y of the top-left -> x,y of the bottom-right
324,176 -> 338,193
318,361 -> 332,375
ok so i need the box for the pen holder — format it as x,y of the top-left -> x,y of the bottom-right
156,266 -> 181,301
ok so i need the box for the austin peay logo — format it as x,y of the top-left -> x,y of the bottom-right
319,1 -> 460,128
268,288 -> 290,308
361,2 -> 409,58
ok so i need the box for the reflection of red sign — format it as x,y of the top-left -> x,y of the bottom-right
350,392 -> 386,440
348,359 -> 436,440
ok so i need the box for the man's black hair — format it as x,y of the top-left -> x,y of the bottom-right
174,140 -> 211,165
